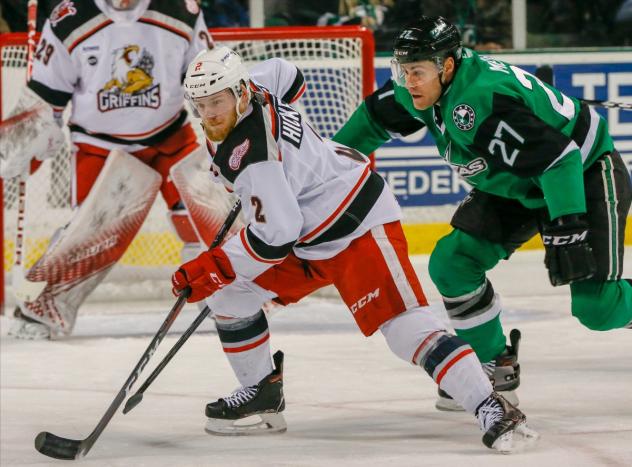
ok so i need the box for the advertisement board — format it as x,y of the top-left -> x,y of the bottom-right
373,52 -> 632,211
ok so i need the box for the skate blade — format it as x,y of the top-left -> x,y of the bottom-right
491,422 -> 540,454
435,396 -> 465,412
205,413 -> 287,436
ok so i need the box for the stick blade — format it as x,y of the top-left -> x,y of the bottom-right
34,431 -> 83,460
122,393 -> 143,414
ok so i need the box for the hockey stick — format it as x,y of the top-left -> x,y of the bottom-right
534,65 -> 632,111
122,302 -> 214,414
34,199 -> 242,460
11,0 -> 40,305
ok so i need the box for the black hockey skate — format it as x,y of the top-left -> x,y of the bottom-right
476,392 -> 539,453
205,350 -> 286,436
436,329 -> 521,411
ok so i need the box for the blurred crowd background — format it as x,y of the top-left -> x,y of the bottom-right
1,0 -> 631,51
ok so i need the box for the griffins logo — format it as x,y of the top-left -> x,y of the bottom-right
97,45 -> 160,112
452,104 -> 475,131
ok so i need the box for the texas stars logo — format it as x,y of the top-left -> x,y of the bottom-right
453,104 -> 475,131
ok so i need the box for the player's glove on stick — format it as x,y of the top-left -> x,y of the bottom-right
542,214 -> 596,286
171,248 -> 236,302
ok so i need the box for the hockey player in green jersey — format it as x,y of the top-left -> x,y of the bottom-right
334,15 -> 632,411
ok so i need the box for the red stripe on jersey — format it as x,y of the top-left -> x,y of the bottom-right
299,164 -> 371,243
104,112 -> 181,138
263,92 -> 278,139
137,18 -> 191,41
411,330 -> 442,364
289,82 -> 307,103
223,333 -> 270,353
240,229 -> 285,264
68,20 -> 113,53
435,348 -> 474,385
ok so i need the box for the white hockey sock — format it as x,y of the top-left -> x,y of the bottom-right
380,308 -> 492,413
437,351 -> 492,413
215,310 -> 273,387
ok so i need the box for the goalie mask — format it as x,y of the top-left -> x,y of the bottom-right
106,0 -> 142,10
391,16 -> 462,87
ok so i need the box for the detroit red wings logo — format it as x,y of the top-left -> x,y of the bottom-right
50,1 -> 77,26
229,139 -> 250,170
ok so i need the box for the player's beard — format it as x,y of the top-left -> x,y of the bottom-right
203,110 -> 239,143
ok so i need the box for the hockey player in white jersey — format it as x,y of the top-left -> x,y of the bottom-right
170,46 -> 540,453
0,0 -> 221,339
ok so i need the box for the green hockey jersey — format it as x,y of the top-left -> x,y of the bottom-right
334,49 -> 615,220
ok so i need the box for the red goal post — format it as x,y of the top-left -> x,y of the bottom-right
0,26 -> 375,312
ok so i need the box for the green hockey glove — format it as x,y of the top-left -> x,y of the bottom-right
542,214 -> 597,286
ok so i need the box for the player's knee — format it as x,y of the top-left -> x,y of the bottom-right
168,202 -> 199,244
429,230 -> 495,292
428,235 -> 458,291
380,307 -> 447,363
571,280 -> 631,330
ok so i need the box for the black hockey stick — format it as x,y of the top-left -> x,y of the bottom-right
34,199 -> 242,460
123,303 -> 214,414
535,65 -> 632,110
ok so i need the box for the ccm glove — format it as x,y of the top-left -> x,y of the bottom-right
171,248 -> 236,303
542,214 -> 596,286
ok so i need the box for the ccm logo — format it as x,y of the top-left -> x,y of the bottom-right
542,231 -> 587,246
350,288 -> 380,314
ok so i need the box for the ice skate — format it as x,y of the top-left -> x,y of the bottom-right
205,351 -> 286,436
7,307 -> 50,340
436,329 -> 521,411
477,392 -> 539,453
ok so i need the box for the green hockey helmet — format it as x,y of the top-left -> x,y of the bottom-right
393,16 -> 462,65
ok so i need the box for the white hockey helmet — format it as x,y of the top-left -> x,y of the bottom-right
184,46 -> 250,105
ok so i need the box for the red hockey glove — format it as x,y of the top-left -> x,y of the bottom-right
171,248 -> 236,303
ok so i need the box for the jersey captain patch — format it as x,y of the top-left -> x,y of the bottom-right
453,104 -> 475,131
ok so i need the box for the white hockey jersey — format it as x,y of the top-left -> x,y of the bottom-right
27,0 -> 209,150
207,58 -> 402,281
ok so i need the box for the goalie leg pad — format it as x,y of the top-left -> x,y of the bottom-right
170,146 -> 243,247
168,204 -> 200,244
18,149 -> 161,335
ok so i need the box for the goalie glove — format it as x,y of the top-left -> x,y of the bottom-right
542,214 -> 596,286
0,87 -> 65,179
172,248 -> 236,303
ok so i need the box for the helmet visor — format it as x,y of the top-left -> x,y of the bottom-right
191,89 -> 237,120
391,58 -> 442,87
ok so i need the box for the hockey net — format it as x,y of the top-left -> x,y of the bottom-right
0,26 -> 375,309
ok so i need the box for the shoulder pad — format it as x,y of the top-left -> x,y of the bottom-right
213,103 -> 270,184
48,1 -> 103,43
147,0 -> 199,29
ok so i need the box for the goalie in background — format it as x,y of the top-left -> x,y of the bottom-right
0,0 -> 216,339
169,46 -> 539,453
333,16 -> 632,411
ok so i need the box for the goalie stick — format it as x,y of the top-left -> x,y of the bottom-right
34,199 -> 242,460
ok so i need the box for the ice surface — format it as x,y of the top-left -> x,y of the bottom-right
1,250 -> 631,466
